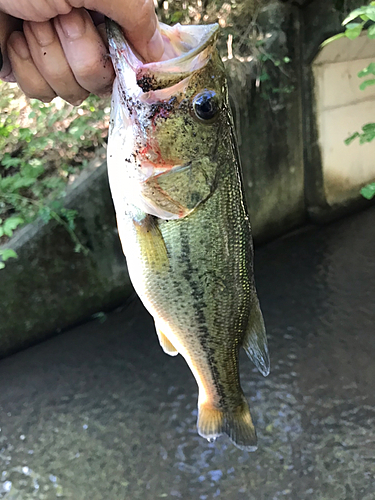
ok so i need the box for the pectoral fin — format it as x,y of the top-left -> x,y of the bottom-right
155,323 -> 179,356
243,299 -> 270,377
133,214 -> 169,272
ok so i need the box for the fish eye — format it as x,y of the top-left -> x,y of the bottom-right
192,90 -> 220,123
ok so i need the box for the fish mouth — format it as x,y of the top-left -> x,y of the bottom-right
107,20 -> 219,92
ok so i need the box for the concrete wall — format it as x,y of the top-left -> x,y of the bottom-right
301,0 -> 375,220
226,1 -> 305,242
0,158 -> 131,358
312,34 -> 375,206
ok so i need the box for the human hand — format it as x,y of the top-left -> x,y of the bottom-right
0,0 -> 164,104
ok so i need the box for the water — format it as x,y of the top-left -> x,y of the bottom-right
0,207 -> 374,499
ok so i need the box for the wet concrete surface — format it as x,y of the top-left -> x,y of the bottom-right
0,206 -> 374,500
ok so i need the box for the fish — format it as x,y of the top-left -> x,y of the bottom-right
106,19 -> 270,451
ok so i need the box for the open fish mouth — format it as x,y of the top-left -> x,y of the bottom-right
107,20 -> 220,92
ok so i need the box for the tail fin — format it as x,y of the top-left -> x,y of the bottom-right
243,298 -> 270,377
197,400 -> 257,451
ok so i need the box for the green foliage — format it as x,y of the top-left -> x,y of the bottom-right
0,248 -> 18,269
360,182 -> 375,198
0,216 -> 24,238
345,122 -> 375,145
0,83 -> 109,268
322,1 -> 375,47
357,61 -> 375,89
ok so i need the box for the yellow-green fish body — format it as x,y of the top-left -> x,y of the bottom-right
107,20 -> 269,450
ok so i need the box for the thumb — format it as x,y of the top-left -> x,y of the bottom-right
0,12 -> 22,80
83,0 -> 164,62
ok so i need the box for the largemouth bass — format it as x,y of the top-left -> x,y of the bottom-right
106,19 -> 270,451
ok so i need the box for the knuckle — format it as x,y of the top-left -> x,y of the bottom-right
74,61 -> 95,80
64,91 -> 89,106
16,74 -> 55,101
23,89 -> 55,102
41,95 -> 55,103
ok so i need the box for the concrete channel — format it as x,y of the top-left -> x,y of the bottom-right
0,206 -> 374,500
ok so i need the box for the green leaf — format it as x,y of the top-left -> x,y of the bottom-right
259,72 -> 271,82
359,78 -> 375,90
360,182 -> 375,199
18,127 -> 33,142
345,132 -> 360,145
2,216 -> 24,237
170,11 -> 184,23
38,206 -> 52,224
343,6 -> 375,24
366,7 -> 375,22
346,22 -> 362,30
60,208 -> 78,231
9,175 -> 36,191
367,23 -> 375,39
2,154 -> 22,169
345,23 -> 364,40
358,62 -> 375,77
362,123 -> 375,132
0,248 -> 18,261
345,123 -> 375,145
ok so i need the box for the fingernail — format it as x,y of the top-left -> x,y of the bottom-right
10,34 -> 30,60
58,10 -> 86,40
28,21 -> 55,47
146,26 -> 164,62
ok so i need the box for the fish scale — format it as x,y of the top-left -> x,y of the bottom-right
106,18 -> 270,451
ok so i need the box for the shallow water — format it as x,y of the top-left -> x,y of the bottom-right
0,207 -> 374,500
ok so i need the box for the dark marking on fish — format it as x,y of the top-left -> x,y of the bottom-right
179,223 -> 226,407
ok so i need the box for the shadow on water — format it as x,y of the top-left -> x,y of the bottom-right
0,207 -> 374,499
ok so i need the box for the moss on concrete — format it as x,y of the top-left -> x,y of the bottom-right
0,158 -> 131,358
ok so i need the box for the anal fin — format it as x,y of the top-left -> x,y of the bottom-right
243,298 -> 270,377
155,323 -> 179,356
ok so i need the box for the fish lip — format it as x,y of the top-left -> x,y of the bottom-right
142,23 -> 220,70
107,19 -> 219,78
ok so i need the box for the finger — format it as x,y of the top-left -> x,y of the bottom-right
0,11 -> 22,81
23,18 -> 89,105
54,8 -> 114,97
78,0 -> 164,62
7,31 -> 56,102
0,1 -> 71,22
